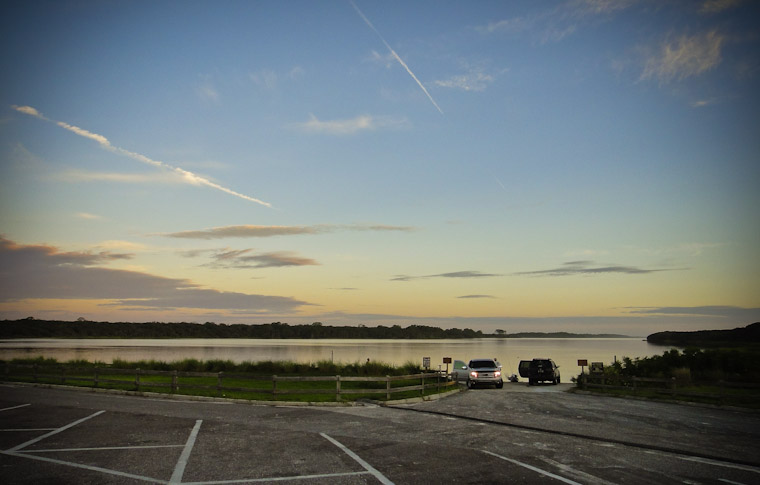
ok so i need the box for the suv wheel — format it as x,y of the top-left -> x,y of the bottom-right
496,380 -> 503,389
466,379 -> 474,389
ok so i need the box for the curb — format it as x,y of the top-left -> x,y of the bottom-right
2,380 -> 463,407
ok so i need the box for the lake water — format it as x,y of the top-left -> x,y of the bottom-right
0,338 -> 673,377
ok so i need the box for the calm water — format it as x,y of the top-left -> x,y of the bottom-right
0,338 -> 673,376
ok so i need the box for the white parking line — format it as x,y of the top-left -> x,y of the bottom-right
183,471 -> 372,484
1,428 -> 56,432
483,450 -> 583,485
320,432 -> 394,485
1,451 -> 164,484
0,403 -> 31,412
23,444 -> 185,453
678,455 -> 760,475
6,410 -> 106,452
170,419 -> 203,484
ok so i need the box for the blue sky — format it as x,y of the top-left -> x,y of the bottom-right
1,0 -> 758,335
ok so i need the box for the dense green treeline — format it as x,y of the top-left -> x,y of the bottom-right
601,347 -> 760,382
0,319 -> 485,339
646,322 -> 760,347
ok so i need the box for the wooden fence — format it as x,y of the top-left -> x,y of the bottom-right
2,363 -> 455,402
578,373 -> 759,405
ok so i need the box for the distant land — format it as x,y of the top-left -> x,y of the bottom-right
647,322 -> 760,347
0,319 -> 630,340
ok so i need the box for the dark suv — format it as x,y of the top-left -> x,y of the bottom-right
518,358 -> 560,385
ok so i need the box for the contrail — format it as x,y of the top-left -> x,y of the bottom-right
12,105 -> 272,208
350,1 -> 443,114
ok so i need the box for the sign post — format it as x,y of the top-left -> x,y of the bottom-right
443,357 -> 452,378
577,359 -> 588,375
423,356 -> 430,370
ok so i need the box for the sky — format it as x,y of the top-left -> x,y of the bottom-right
1,0 -> 758,336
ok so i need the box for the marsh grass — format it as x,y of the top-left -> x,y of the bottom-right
2,356 -> 451,402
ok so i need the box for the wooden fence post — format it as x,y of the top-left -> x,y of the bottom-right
272,375 -> 277,400
33,363 -> 37,382
135,368 -> 141,391
386,376 -> 391,400
94,367 -> 99,387
61,366 -> 66,385
336,375 -> 341,402
633,376 -> 637,394
671,377 -> 676,396
217,372 -> 224,396
420,374 -> 424,396
171,370 -> 178,393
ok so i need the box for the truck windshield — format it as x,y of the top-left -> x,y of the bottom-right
470,360 -> 496,369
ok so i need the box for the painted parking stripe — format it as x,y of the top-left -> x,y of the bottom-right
182,471 -> 372,484
1,451 -> 163,484
0,403 -> 31,412
23,444 -> 185,453
483,450 -> 583,485
1,428 -> 56,432
170,419 -> 203,484
320,433 -> 394,485
5,410 -> 105,453
678,455 -> 760,475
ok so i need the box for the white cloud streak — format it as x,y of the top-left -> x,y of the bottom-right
12,105 -> 272,208
350,1 -> 444,114
163,223 -> 415,239
641,30 -> 724,83
293,114 -> 409,135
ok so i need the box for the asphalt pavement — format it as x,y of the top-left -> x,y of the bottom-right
1,382 -> 758,484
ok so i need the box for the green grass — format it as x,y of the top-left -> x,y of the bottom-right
1,357 -> 456,403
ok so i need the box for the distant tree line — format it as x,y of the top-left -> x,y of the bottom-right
0,319 -> 485,339
646,322 -> 760,347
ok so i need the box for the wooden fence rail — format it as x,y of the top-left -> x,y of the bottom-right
2,363 -> 454,402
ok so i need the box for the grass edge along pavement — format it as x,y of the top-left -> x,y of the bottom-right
1,357 -> 459,404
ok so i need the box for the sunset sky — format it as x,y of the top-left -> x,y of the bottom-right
1,0 -> 758,336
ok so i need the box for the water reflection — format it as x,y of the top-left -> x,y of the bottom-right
0,338 -> 671,376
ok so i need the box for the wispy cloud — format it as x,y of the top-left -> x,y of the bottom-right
75,212 -> 103,220
626,305 -> 759,320
699,0 -> 745,14
515,260 -> 678,277
392,271 -> 502,282
434,69 -> 496,92
293,114 -> 409,135
0,237 -> 309,313
60,168 -> 187,185
641,30 -> 724,83
250,68 -> 278,90
12,105 -> 271,207
350,0 -> 444,114
201,248 -> 319,269
457,294 -> 497,299
196,82 -> 219,103
163,223 -> 414,240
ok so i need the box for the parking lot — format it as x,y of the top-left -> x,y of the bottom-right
1,382 -> 759,484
